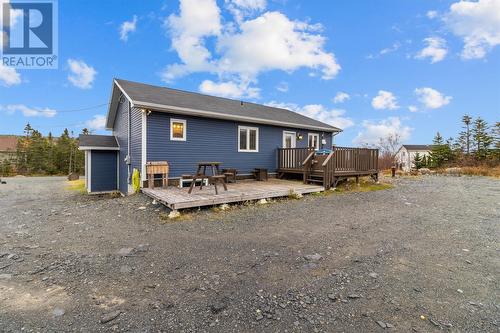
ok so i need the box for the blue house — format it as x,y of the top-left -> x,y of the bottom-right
79,79 -> 342,195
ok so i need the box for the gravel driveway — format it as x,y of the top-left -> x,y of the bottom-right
0,176 -> 498,332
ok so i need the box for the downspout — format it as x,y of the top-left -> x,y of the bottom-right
331,131 -> 340,147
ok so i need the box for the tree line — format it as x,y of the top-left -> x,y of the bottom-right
0,124 -> 85,176
417,115 -> 499,168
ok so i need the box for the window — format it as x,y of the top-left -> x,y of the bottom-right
308,133 -> 319,150
170,118 -> 186,141
238,126 -> 259,152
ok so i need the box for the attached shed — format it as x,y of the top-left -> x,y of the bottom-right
79,135 -> 120,194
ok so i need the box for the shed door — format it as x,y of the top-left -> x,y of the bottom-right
90,150 -> 118,192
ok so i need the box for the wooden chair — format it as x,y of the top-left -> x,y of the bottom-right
253,168 -> 268,181
222,168 -> 237,183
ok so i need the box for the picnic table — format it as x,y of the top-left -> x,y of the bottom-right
185,162 -> 227,194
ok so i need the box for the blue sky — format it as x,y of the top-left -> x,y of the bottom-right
0,0 -> 499,146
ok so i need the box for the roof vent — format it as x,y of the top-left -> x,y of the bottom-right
240,101 -> 244,106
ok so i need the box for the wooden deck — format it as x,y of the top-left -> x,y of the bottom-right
278,146 -> 379,189
142,179 -> 324,210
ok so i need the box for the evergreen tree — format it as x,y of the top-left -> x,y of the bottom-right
490,121 -> 500,161
430,132 -> 452,167
14,126 -> 84,175
413,152 -> 423,169
458,115 -> 473,155
472,117 -> 493,159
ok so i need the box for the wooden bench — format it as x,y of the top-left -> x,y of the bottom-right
209,175 -> 227,195
184,174 -> 210,194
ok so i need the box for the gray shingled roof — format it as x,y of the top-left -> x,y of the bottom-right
402,145 -> 433,151
107,79 -> 341,132
78,135 -> 119,150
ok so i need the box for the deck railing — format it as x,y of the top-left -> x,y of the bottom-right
331,146 -> 379,173
278,146 -> 379,189
277,147 -> 315,171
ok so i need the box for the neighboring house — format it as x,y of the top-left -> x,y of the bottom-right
395,145 -> 432,172
0,135 -> 18,162
79,79 -> 341,194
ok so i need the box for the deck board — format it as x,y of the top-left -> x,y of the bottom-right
142,179 -> 324,210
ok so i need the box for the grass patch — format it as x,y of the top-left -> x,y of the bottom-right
66,179 -> 86,193
460,166 -> 500,178
333,178 -> 393,194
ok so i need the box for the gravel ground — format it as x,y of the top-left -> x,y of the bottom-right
0,175 -> 498,332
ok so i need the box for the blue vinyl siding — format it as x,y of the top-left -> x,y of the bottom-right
90,151 -> 117,192
147,111 -> 333,178
130,107 -> 142,174
114,99 -> 129,194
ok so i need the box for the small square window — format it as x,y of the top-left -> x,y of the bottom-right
170,119 -> 186,141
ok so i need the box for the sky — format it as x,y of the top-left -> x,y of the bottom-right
0,0 -> 499,146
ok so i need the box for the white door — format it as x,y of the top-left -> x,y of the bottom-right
283,131 -> 296,148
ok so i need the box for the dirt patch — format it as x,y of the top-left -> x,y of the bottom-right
0,176 -> 499,332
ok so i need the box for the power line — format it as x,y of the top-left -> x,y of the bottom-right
55,103 -> 109,113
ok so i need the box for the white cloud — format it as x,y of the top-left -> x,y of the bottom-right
2,104 -> 56,117
380,42 -> 401,55
0,64 -> 21,86
217,11 -> 340,80
225,0 -> 266,22
415,37 -> 448,63
119,15 -> 138,41
266,101 -> 354,129
67,59 -> 97,89
426,10 -> 438,19
85,115 -> 106,131
415,87 -> 452,109
371,90 -> 399,110
276,81 -> 288,92
353,117 -> 412,145
199,79 -> 260,98
162,1 -> 340,86
408,105 -> 418,112
444,0 -> 500,59
162,0 -> 222,81
333,91 -> 350,104
367,42 -> 401,59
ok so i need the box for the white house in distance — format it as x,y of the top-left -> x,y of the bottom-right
395,145 -> 432,172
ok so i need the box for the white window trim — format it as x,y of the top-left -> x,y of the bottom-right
87,151 -> 92,193
238,125 -> 259,153
308,133 -> 320,150
170,118 -> 187,141
282,131 -> 296,148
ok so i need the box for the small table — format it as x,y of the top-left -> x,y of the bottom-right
188,162 -> 223,194
195,162 -> 222,177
